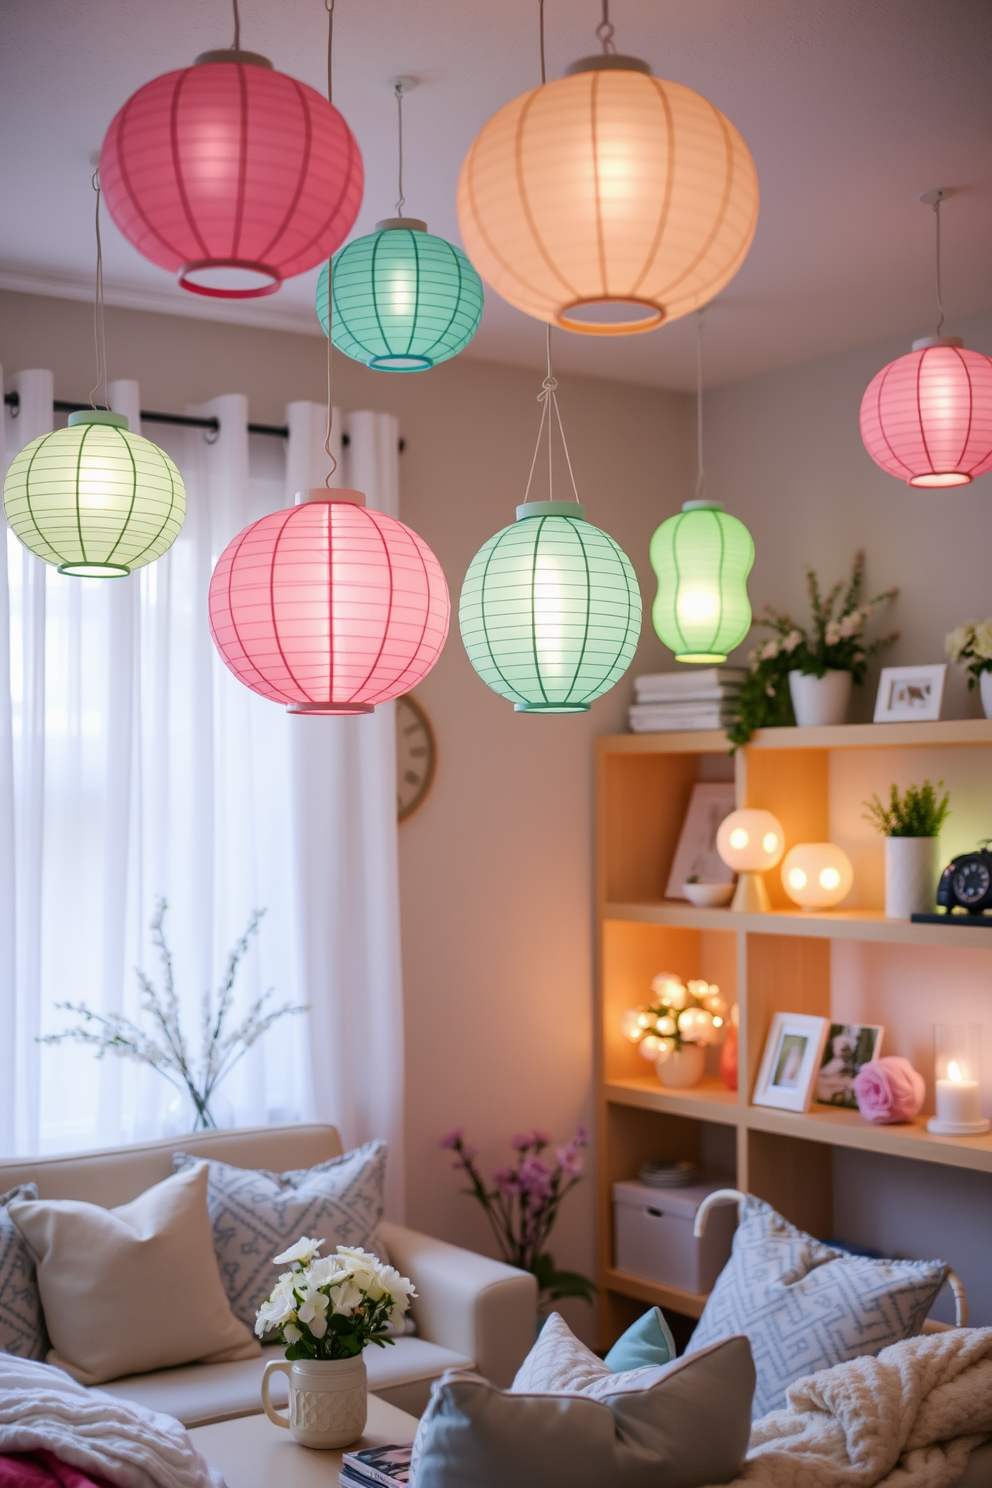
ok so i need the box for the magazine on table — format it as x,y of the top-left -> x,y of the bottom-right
340,1442 -> 413,1487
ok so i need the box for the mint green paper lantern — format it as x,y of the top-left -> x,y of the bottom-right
317,218 -> 484,372
460,501 -> 641,713
3,410 -> 185,577
650,499 -> 754,662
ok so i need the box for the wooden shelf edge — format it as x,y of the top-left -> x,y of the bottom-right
598,719 -> 992,753
745,1104 -> 992,1174
604,1077 -> 741,1125
603,901 -> 992,948
604,1267 -> 709,1319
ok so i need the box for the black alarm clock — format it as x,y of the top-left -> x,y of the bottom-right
936,843 -> 992,914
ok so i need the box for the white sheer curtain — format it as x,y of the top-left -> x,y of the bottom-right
0,371 -> 405,1213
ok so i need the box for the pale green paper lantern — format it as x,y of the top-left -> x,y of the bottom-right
3,410 -> 185,577
459,501 -> 642,713
317,219 -> 484,372
650,499 -> 754,662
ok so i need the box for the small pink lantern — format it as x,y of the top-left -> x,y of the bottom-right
860,337 -> 992,488
208,490 -> 449,714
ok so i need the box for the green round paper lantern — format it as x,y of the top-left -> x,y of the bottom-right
459,501 -> 641,713
650,499 -> 754,662
3,410 -> 185,577
317,218 -> 484,372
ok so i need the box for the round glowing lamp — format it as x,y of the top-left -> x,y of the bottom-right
317,219 -> 484,371
208,488 -> 449,713
459,501 -> 641,712
3,410 -> 185,575
649,501 -> 754,662
716,808 -> 785,913
457,55 -> 758,335
860,337 -> 992,488
781,843 -> 854,911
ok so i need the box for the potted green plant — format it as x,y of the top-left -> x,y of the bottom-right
863,780 -> 951,920
945,620 -> 992,718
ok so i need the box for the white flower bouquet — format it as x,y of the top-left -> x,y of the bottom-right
255,1237 -> 416,1361
621,974 -> 727,1066
946,619 -> 992,688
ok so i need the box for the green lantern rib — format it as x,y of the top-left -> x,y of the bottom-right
476,527 -> 529,704
19,430 -> 63,564
576,539 -> 636,703
562,518 -> 593,703
709,511 -> 727,654
670,510 -> 689,654
404,230 -> 422,358
103,428 -> 139,567
124,444 -> 183,568
73,421 -> 94,565
369,231 -> 394,358
529,516 -> 551,704
418,240 -> 467,360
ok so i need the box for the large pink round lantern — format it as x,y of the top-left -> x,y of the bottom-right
860,336 -> 992,488
209,491 -> 449,714
100,51 -> 363,299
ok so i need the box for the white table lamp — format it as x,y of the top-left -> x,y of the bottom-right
716,808 -> 785,912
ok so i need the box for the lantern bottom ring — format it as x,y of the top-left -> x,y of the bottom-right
675,652 -> 729,664
58,562 -> 131,578
557,296 -> 665,336
514,702 -> 590,714
179,259 -> 283,299
287,701 -> 376,715
909,472 -> 972,488
368,353 -> 435,372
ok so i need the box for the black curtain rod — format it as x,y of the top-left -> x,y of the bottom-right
1,393 -> 405,449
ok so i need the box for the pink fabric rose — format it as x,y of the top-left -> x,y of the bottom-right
853,1056 -> 925,1124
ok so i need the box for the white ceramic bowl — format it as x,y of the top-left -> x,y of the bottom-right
682,881 -> 735,908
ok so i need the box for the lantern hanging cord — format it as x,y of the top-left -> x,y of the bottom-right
394,81 -> 405,217
88,170 -> 109,413
230,0 -> 241,50
695,309 -> 705,501
596,0 -> 617,55
933,194 -> 946,338
538,0 -> 546,84
325,0 -> 335,105
523,326 -> 580,506
323,0 -> 337,481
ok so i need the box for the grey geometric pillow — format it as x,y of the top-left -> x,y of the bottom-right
0,1183 -> 47,1359
686,1195 -> 948,1419
172,1140 -> 387,1331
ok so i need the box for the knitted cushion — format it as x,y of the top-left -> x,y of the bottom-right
0,1184 -> 46,1359
172,1140 -> 387,1331
686,1195 -> 948,1418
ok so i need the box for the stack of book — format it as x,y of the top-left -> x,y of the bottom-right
341,1443 -> 412,1488
628,668 -> 744,733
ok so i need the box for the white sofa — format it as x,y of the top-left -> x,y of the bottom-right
0,1123 -> 538,1424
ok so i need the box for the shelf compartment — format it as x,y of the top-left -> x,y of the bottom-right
746,1102 -> 992,1176
605,1077 -> 740,1125
604,902 -> 992,948
604,1266 -> 709,1320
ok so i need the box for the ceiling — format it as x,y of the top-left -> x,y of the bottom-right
1,0 -> 990,391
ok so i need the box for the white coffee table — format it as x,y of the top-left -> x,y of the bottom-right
188,1397 -> 420,1488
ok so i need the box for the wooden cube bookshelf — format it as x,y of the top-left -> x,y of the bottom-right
595,721 -> 992,1349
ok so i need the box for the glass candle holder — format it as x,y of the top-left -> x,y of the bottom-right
927,1024 -> 990,1135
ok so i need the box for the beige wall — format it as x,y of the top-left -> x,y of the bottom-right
0,290 -> 693,1336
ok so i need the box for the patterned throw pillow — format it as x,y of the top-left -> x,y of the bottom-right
0,1183 -> 47,1359
686,1195 -> 948,1418
172,1140 -> 387,1331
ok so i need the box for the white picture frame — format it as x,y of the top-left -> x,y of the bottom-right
873,664 -> 947,723
665,782 -> 737,899
753,1012 -> 830,1113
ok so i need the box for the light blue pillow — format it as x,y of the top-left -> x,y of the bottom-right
686,1195 -> 948,1419
0,1183 -> 47,1359
604,1306 -> 675,1373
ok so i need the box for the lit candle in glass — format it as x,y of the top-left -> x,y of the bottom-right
927,1024 -> 990,1136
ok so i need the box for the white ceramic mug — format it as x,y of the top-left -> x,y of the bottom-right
261,1355 -> 367,1450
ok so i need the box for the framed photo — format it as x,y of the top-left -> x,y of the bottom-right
873,664 -> 947,723
753,1013 -> 830,1113
815,1023 -> 884,1109
665,782 -> 737,899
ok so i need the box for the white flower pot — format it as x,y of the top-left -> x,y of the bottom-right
789,669 -> 852,727
980,671 -> 992,719
655,1043 -> 706,1089
262,1355 -> 367,1449
884,836 -> 939,920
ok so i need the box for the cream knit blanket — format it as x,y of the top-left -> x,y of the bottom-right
728,1329 -> 992,1488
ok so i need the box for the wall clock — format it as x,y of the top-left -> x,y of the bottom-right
396,693 -> 436,822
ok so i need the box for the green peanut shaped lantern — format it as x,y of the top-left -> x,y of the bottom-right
3,410 -> 186,577
317,219 -> 484,372
650,499 -> 754,662
460,500 -> 642,713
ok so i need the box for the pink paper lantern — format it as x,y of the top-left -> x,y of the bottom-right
860,337 -> 992,487
100,53 -> 363,299
209,491 -> 449,713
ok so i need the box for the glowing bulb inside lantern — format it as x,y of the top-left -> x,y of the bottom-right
819,866 -> 841,890
788,868 -> 808,890
762,832 -> 779,853
729,828 -> 749,850
713,1016 -> 723,1028
533,553 -> 566,678
676,586 -> 719,624
948,1060 -> 963,1084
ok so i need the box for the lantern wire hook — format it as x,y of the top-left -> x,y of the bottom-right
596,0 -> 617,55
394,81 -> 406,218
230,0 -> 241,51
933,193 -> 946,338
323,0 -> 337,483
88,170 -> 109,413
695,309 -> 706,501
523,327 -> 580,506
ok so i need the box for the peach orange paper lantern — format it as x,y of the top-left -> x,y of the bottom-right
208,489 -> 449,714
457,55 -> 758,335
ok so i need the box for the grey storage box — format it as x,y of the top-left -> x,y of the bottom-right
613,1176 -> 737,1294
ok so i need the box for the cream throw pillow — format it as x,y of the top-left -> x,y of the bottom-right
8,1163 -> 260,1385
